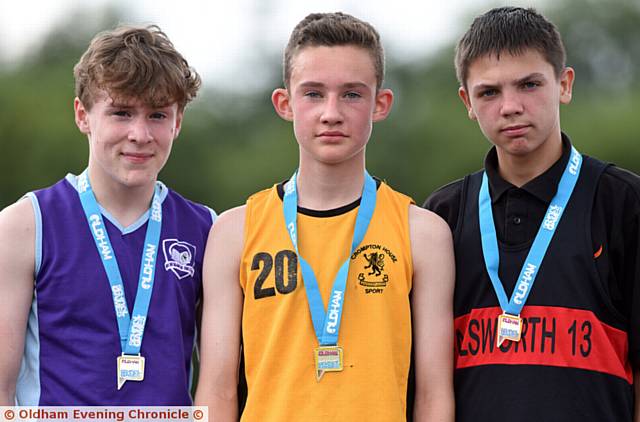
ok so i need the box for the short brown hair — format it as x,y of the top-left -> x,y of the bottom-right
455,7 -> 566,89
283,12 -> 385,89
74,25 -> 201,110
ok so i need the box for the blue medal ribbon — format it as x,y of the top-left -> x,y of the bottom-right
77,170 -> 162,355
283,170 -> 376,346
479,146 -> 583,316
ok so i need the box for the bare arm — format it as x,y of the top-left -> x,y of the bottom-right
409,205 -> 455,422
194,206 -> 245,421
0,199 -> 35,405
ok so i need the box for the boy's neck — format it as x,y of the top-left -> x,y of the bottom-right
495,132 -> 563,188
87,166 -> 157,228
295,156 -> 367,211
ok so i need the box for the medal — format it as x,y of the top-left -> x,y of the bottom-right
497,313 -> 522,347
283,170 -> 377,381
77,170 -> 162,391
117,354 -> 145,390
314,346 -> 344,381
478,146 -> 583,339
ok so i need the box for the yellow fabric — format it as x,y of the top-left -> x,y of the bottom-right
240,181 -> 414,422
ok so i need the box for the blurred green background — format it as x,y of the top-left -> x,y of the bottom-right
1,0 -> 638,211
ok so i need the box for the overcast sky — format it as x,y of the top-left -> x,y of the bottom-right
0,0 -> 551,90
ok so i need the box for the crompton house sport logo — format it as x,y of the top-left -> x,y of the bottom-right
352,243 -> 397,294
162,239 -> 196,279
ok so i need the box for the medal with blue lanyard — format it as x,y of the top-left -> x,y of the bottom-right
76,170 -> 162,389
479,146 -> 583,347
283,170 -> 377,381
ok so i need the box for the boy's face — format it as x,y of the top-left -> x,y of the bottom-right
459,49 -> 574,160
74,91 -> 183,190
272,45 -> 392,167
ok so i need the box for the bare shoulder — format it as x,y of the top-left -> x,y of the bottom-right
408,204 -> 454,280
408,204 -> 453,245
210,205 -> 246,237
0,197 -> 35,241
204,205 -> 247,262
0,197 -> 36,281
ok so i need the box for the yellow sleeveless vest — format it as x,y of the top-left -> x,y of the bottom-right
240,181 -> 414,422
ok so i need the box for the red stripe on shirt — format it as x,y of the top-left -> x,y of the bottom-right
454,305 -> 632,384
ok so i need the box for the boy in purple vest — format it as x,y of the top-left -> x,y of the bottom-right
0,25 -> 215,405
425,7 -> 640,421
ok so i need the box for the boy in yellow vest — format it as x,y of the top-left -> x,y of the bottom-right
196,12 -> 454,421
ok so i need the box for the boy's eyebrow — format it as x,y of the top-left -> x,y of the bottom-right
513,72 -> 547,85
298,81 -> 324,89
342,82 -> 369,89
471,72 -> 548,93
471,82 -> 499,93
297,81 -> 370,89
107,100 -> 174,110
107,100 -> 135,108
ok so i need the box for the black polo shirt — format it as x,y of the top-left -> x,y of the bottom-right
424,132 -> 640,366
424,133 -> 640,421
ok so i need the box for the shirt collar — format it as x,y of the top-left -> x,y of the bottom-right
484,133 -> 573,204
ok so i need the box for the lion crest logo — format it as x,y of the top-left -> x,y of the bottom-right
363,252 -> 385,276
353,244 -> 395,293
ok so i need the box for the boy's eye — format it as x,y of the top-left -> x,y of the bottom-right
522,81 -> 540,89
150,112 -> 167,119
304,91 -> 322,98
344,92 -> 362,99
480,89 -> 497,98
113,110 -> 131,117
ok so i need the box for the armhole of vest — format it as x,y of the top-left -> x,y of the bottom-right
189,320 -> 200,401
454,175 -> 471,242
583,159 -> 610,275
403,193 -> 415,293
583,160 -> 626,322
25,192 -> 42,278
206,206 -> 217,226
583,159 -> 606,258
239,199 -> 254,292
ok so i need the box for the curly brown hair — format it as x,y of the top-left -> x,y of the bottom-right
74,25 -> 201,110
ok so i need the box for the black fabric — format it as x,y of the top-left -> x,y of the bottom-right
276,178 -> 383,217
425,134 -> 640,366
425,139 -> 640,421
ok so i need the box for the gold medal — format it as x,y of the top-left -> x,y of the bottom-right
117,354 -> 145,390
497,313 -> 522,347
314,346 -> 343,381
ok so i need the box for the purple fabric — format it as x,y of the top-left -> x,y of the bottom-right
30,178 -> 212,405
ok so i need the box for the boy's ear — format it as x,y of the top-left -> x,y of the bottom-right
458,86 -> 476,120
173,110 -> 184,140
559,66 -> 575,105
74,97 -> 91,134
272,88 -> 293,121
372,88 -> 394,122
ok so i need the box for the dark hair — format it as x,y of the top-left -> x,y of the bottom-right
283,12 -> 384,89
455,7 -> 566,88
74,24 -> 201,110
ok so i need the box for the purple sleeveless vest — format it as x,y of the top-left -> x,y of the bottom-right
17,175 -> 214,405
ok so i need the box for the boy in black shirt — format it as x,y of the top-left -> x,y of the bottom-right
425,6 -> 640,421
